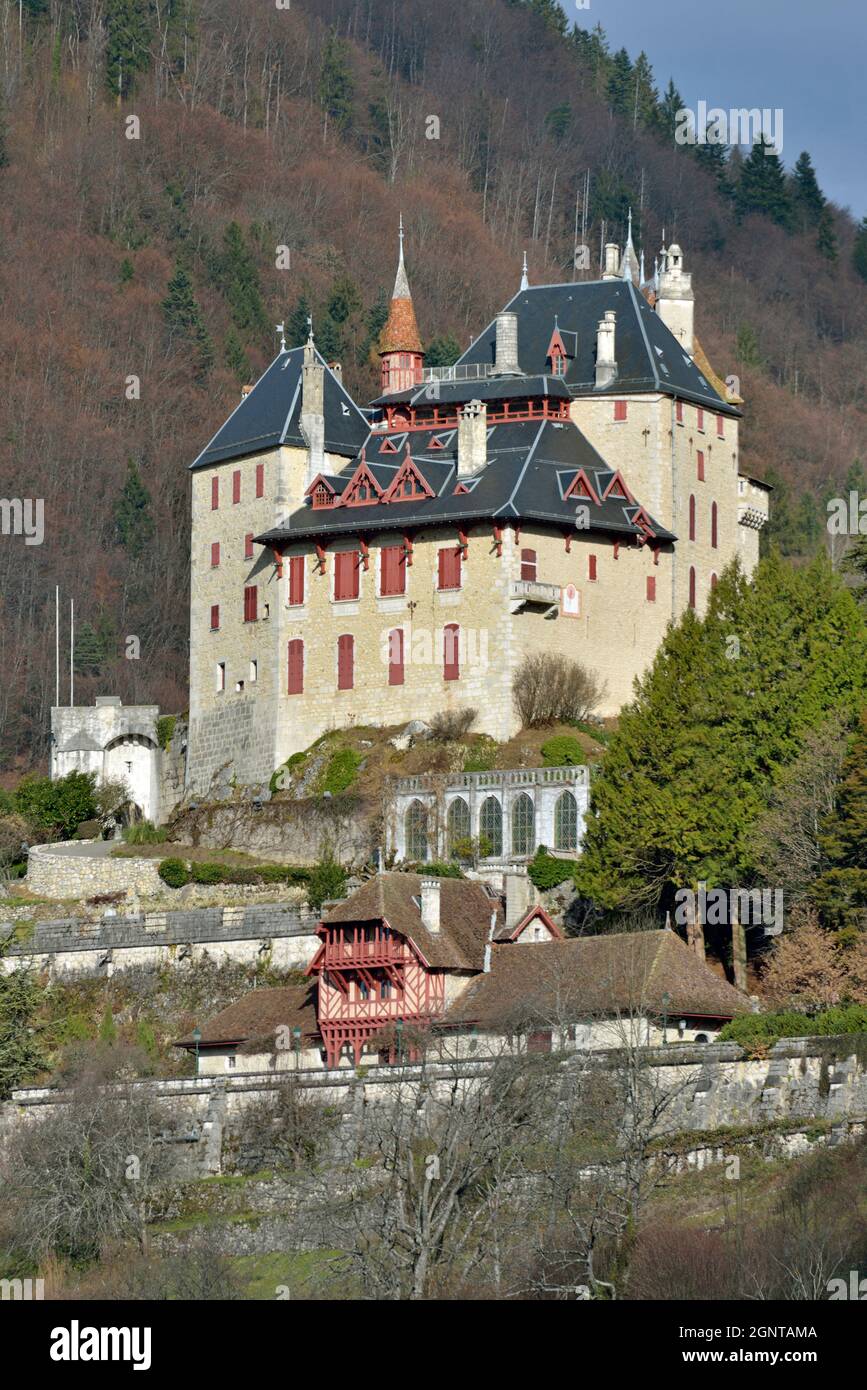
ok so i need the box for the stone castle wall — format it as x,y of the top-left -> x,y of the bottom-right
26,842 -> 165,899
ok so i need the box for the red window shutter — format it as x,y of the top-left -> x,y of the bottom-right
711,572 -> 718,590
244,586 -> 258,622
335,551 -> 359,600
443,623 -> 460,681
675,400 -> 683,425
697,408 -> 704,432
232,470 -> 241,504
210,604 -> 220,630
287,640 -> 304,695
211,477 -> 219,510
337,634 -> 354,690
388,629 -> 405,686
688,567 -> 696,609
711,501 -> 718,549
256,462 -> 264,498
614,400 -> 627,422
689,495 -> 696,541
288,556 -> 305,606
697,451 -> 705,482
646,576 -> 656,602
380,545 -> 405,596
717,415 -> 724,439
244,533 -> 253,560
588,554 -> 597,582
521,549 -> 537,582
211,542 -> 220,567
438,548 -> 461,590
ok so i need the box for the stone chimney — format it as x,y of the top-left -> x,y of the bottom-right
656,243 -> 694,356
493,312 -> 520,375
420,878 -> 441,934
457,399 -> 487,477
301,338 -> 325,485
504,869 -> 533,931
602,243 -> 621,280
595,311 -> 618,388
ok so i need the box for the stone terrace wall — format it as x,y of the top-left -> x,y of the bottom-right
27,843 -> 164,898
3,901 -> 320,978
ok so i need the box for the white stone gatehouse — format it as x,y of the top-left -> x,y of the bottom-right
386,765 -> 591,865
51,697 -> 162,823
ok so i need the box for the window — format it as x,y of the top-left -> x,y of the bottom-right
287,639 -> 304,695
210,542 -> 220,567
614,400 -> 627,422
554,790 -> 579,851
710,573 -> 718,591
405,800 -> 428,861
646,575 -> 656,602
675,400 -> 683,425
588,554 -> 597,582
711,501 -> 718,549
551,351 -> 565,377
249,659 -> 258,683
256,462 -> 265,497
211,476 -> 219,510
520,549 -> 537,582
438,547 -> 462,590
334,551 -> 359,601
380,978 -> 392,1000
688,566 -> 696,610
244,533 -> 254,560
313,483 -> 333,509
717,415 -> 724,439
216,662 -> 226,692
697,408 -> 705,432
243,586 -> 258,623
689,495 -> 696,542
380,544 -> 406,596
232,469 -> 241,504
479,797 -> 503,857
288,556 -> 305,607
447,798 -> 471,856
210,604 -> 220,631
337,633 -> 354,690
235,679 -> 245,693
358,980 -> 369,1001
227,1054 -> 236,1069
443,623 -> 460,681
697,450 -> 705,482
388,628 -> 405,686
511,793 -> 535,857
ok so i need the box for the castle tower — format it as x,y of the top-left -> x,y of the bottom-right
656,241 -> 694,356
378,216 -> 425,395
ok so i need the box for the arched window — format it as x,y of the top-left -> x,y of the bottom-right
688,566 -> 696,609
554,791 -> 579,851
479,797 -> 503,858
711,500 -> 718,549
405,800 -> 429,862
689,494 -> 696,541
447,798 -> 471,856
511,793 -> 535,857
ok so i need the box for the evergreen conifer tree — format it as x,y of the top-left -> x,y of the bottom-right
318,29 -> 354,134
115,459 -> 155,557
736,136 -> 794,229
162,261 -> 213,376
105,0 -> 155,98
853,217 -> 867,283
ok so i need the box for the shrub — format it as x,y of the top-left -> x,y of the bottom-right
429,708 -> 477,741
540,735 -> 585,767
306,855 -> 347,910
72,819 -> 102,841
270,751 -> 307,795
718,1004 -> 867,1049
14,771 -> 97,840
513,653 -> 606,728
528,849 -> 574,890
156,715 -> 177,750
158,858 -> 191,889
0,813 -> 30,871
123,821 -> 164,845
191,862 -> 226,885
463,738 -> 498,773
319,748 -> 361,796
409,861 -> 464,879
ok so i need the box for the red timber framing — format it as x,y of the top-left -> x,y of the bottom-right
564,469 -> 601,505
378,396 -> 569,434
382,450 -> 435,504
307,475 -> 339,510
306,920 -> 442,1067
336,453 -> 384,508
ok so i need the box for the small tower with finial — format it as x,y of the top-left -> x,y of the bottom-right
378,216 -> 425,395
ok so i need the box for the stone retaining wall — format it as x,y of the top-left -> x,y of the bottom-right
26,842 -> 164,899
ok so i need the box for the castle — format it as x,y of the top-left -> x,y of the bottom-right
186,224 -> 769,796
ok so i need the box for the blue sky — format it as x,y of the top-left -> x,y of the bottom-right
561,0 -> 865,218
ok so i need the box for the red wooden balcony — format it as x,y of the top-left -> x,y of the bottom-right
319,926 -> 408,972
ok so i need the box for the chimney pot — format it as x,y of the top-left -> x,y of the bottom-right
602,243 -> 621,279
420,878 -> 441,934
457,399 -> 487,477
504,869 -> 533,930
595,311 -> 618,388
493,312 -> 520,375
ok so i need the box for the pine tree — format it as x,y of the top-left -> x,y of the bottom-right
606,48 -> 633,117
287,294 -> 313,348
629,52 -> 658,128
115,459 -> 155,557
792,151 -> 826,229
327,275 -> 362,326
119,257 -> 134,284
318,29 -> 354,135
0,966 -> 45,1099
736,136 -> 794,229
105,0 -> 155,98
655,78 -> 685,141
853,217 -> 867,283
694,129 -> 729,192
816,205 -> 838,261
218,222 -> 269,343
0,92 -> 9,169
73,622 -> 107,676
224,330 -> 252,383
162,261 -> 213,376
736,322 -> 763,368
820,711 -> 867,870
316,313 -> 344,363
425,334 -> 462,368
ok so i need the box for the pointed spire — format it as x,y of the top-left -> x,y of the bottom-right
392,213 -> 412,301
639,250 -> 646,285
621,206 -> 640,284
520,251 -> 529,292
379,217 -> 423,359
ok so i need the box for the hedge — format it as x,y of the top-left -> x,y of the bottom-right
719,1004 -> 867,1049
528,848 -> 574,890
158,858 -> 311,889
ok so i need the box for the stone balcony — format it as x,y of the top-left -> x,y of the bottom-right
509,579 -> 561,615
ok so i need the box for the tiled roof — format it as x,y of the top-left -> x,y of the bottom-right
175,983 -> 319,1051
379,296 -> 423,355
443,930 -> 754,1031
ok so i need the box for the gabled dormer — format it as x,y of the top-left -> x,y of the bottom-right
382,451 -> 436,504
337,453 -> 386,507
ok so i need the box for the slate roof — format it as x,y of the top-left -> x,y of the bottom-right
189,346 -> 369,471
256,417 -> 674,546
457,279 -> 741,417
175,983 -> 319,1051
369,375 -> 571,408
317,872 -> 503,972
443,930 -> 754,1031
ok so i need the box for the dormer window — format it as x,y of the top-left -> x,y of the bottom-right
551,350 -> 566,377
313,485 -> 333,509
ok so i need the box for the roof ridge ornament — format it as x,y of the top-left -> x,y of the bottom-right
276,321 -> 287,352
520,251 -> 529,292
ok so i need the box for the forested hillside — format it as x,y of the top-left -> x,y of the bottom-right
1,0 -> 865,769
